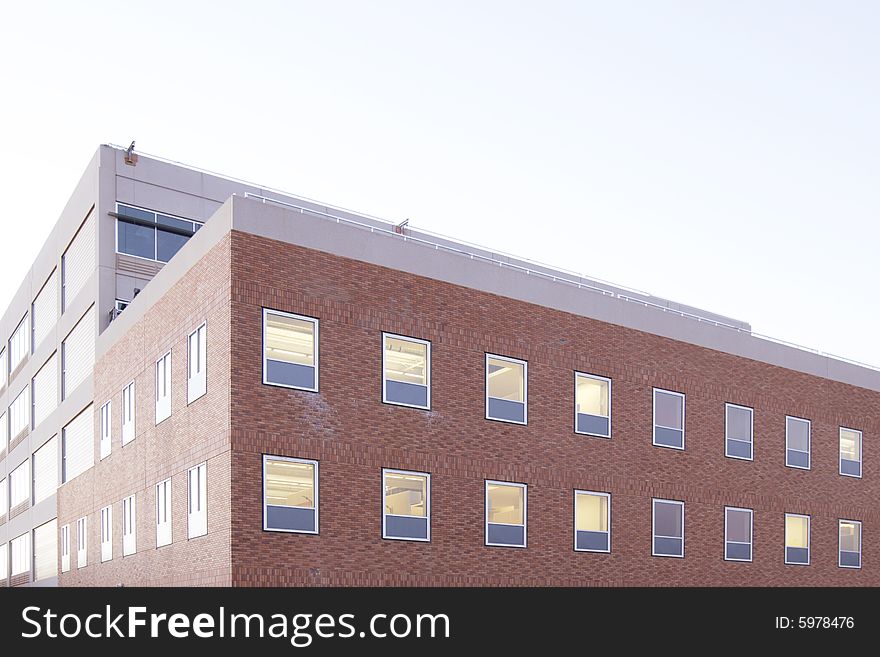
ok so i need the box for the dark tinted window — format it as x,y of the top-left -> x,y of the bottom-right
157,229 -> 188,262
118,220 -> 155,259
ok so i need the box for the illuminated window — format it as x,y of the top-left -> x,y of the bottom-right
262,309 -> 319,392
785,417 -> 810,469
784,513 -> 810,565
486,480 -> 527,547
653,389 -> 684,449
382,469 -> 430,541
724,507 -> 753,562
839,520 -> 861,569
575,373 -> 611,438
839,428 -> 862,478
155,351 -> 172,425
485,354 -> 527,424
263,456 -> 318,534
382,334 -> 430,409
652,499 -> 684,557
574,490 -> 610,552
725,404 -> 753,460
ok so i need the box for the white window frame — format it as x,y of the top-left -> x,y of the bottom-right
785,416 -> 811,470
122,380 -> 135,445
652,388 -> 685,450
11,532 -> 30,577
652,498 -> 685,558
784,512 -> 811,566
484,480 -> 528,548
0,347 -> 7,390
573,490 -> 611,553
122,494 -> 136,556
76,517 -> 87,568
156,478 -> 172,547
188,462 -> 207,539
114,203 -> 203,264
838,519 -> 862,570
724,403 -> 754,461
262,455 -> 319,535
10,459 -> 30,509
100,505 -> 113,563
723,506 -> 753,563
155,351 -> 172,425
573,372 -> 612,438
839,427 -> 862,479
382,468 -> 431,542
484,353 -> 528,425
0,476 -> 6,517
261,308 -> 320,392
381,333 -> 431,410
8,314 -> 29,375
60,524 -> 70,573
187,321 -> 207,404
100,400 -> 112,459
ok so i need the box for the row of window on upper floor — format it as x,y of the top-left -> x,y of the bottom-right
261,309 -> 866,479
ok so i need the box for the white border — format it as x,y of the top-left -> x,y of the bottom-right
485,480 -> 527,548
838,518 -> 862,569
785,416 -> 811,470
262,455 -> 320,535
653,388 -> 685,450
382,468 -> 431,542
574,372 -> 612,438
381,333 -> 431,410
485,353 -> 528,425
724,403 -> 754,461
784,512 -> 810,565
839,427 -> 862,478
573,489 -> 611,553
723,506 -> 753,562
262,308 -> 319,393
652,498 -> 685,558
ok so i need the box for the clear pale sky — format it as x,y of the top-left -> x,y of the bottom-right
1,2 -> 877,366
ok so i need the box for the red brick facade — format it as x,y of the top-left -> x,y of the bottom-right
60,229 -> 880,586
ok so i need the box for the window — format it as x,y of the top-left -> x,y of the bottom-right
32,435 -> 58,505
785,513 -> 810,565
9,386 -> 29,441
9,314 -> 29,374
122,494 -> 136,556
10,459 -> 30,509
11,532 -> 30,578
188,462 -> 207,538
839,428 -> 862,478
100,505 -> 113,562
485,481 -> 527,547
115,204 -> 203,263
785,417 -> 811,469
0,477 -> 7,518
575,373 -> 611,438
32,353 -> 58,430
725,403 -> 753,460
652,499 -> 685,557
122,381 -> 135,445
187,322 -> 207,404
262,309 -> 319,392
382,333 -> 430,409
62,404 -> 94,483
0,411 -> 6,458
76,517 -> 87,568
61,306 -> 95,398
62,211 -> 95,311
263,456 -> 318,534
724,507 -> 753,562
32,270 -> 58,352
0,348 -> 6,389
485,354 -> 527,424
0,543 -> 6,581
33,519 -> 57,581
100,401 -> 112,459
574,490 -> 611,552
61,524 -> 70,573
156,479 -> 172,547
653,389 -> 685,449
155,351 -> 172,424
382,469 -> 430,541
839,520 -> 862,569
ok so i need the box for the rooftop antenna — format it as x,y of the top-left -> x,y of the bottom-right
124,140 -> 138,166
394,218 -> 409,235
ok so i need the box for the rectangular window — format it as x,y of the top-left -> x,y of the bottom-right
187,322 -> 207,404
9,386 -> 30,441
574,490 -> 611,552
10,459 -> 30,509
0,477 -> 7,517
61,524 -> 70,573
0,348 -> 6,390
9,314 -> 29,375
574,373 -> 611,438
62,404 -> 94,483
122,381 -> 135,445
156,478 -> 172,547
725,403 -> 753,460
33,518 -> 57,581
61,306 -> 95,400
263,456 -> 318,534
188,462 -> 207,538
653,388 -> 685,449
785,513 -> 810,565
485,354 -> 527,424
100,505 -> 113,562
652,498 -> 685,557
839,428 -> 862,478
32,435 -> 58,505
839,519 -> 862,569
62,211 -> 95,311
100,401 -> 112,459
31,353 -> 58,430
262,309 -> 319,392
724,507 -> 753,562
155,351 -> 172,424
382,333 -> 430,409
382,468 -> 430,541
32,270 -> 58,352
485,480 -> 527,547
0,543 -> 7,581
115,204 -> 202,264
122,494 -> 136,556
0,411 -> 6,459
76,517 -> 87,568
11,532 -> 31,577
785,417 -> 811,469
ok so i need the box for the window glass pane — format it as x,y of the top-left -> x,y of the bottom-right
156,214 -> 193,231
487,483 -> 523,525
117,205 -> 156,222
726,406 -> 752,442
654,501 -> 683,538
840,429 -> 861,461
655,392 -> 682,429
117,220 -> 155,259
265,459 -> 315,509
156,229 -> 189,262
384,337 -> 427,386
576,376 -> 609,417
726,509 -> 751,543
265,313 -> 315,366
785,516 -> 809,548
787,418 -> 810,452
487,357 -> 524,402
384,472 -> 428,517
840,521 -> 860,552
575,493 -> 608,532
